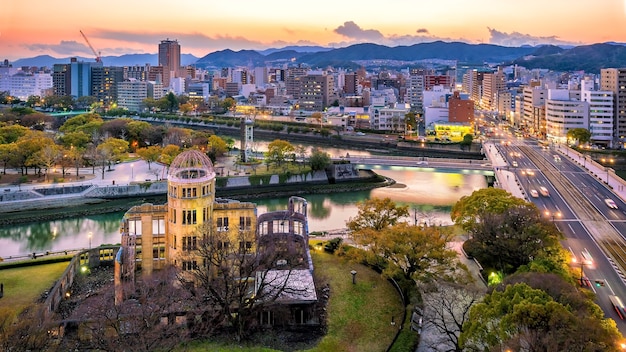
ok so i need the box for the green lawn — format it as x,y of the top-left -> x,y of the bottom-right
0,262 -> 69,325
305,249 -> 404,352
180,244 -> 405,352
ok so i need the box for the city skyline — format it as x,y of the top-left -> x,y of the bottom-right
2,0 -> 626,62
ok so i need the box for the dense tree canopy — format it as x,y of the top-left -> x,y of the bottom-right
460,282 -> 621,351
451,188 -> 528,234
309,148 -> 331,171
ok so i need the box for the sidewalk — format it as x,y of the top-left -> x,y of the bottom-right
482,141 -> 527,200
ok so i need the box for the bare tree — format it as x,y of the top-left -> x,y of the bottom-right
84,268 -> 189,352
182,223 -> 314,341
419,281 -> 484,352
0,306 -> 53,351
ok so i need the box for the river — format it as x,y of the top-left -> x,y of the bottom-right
0,165 -> 487,260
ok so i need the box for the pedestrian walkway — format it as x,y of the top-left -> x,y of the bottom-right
482,141 -> 527,200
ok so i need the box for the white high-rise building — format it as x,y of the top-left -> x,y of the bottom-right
545,89 -> 588,143
581,79 -> 613,147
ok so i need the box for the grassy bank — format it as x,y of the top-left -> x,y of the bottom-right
0,261 -> 69,326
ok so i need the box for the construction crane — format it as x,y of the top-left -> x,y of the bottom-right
79,30 -> 102,63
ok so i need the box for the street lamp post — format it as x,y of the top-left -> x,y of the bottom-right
88,231 -> 92,250
131,164 -> 134,181
350,270 -> 357,284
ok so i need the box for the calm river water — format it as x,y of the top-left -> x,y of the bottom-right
0,166 -> 487,259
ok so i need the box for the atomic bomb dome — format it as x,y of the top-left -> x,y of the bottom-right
167,149 -> 216,183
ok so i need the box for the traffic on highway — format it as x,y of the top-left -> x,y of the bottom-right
485,120 -> 626,333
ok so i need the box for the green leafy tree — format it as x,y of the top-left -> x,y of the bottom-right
404,112 -> 417,135
264,139 -> 294,167
451,188 -> 527,234
96,137 -> 129,178
460,282 -> 622,351
159,144 -> 181,165
136,146 -> 162,170
165,92 -> 178,112
59,113 -> 103,134
0,143 -> 17,174
0,124 -> 29,144
354,223 -> 459,283
221,97 -> 236,112
208,135 -> 228,157
346,197 -> 409,232
309,148 -> 330,171
460,133 -> 473,150
58,131 -> 91,149
469,203 -> 561,273
567,127 -> 592,145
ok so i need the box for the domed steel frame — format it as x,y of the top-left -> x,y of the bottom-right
167,149 -> 216,183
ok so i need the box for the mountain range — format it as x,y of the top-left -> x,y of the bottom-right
11,41 -> 626,73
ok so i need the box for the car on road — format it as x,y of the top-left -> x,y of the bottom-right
581,276 -> 592,288
416,161 -> 428,166
539,186 -> 549,196
581,249 -> 593,265
355,132 -> 365,136
512,161 -> 518,167
529,189 -> 539,198
605,198 -> 618,209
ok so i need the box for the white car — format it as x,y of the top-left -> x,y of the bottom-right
605,198 -> 618,209
355,132 -> 365,136
529,189 -> 539,198
511,161 -> 518,167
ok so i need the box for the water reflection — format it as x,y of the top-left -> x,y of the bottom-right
0,167 -> 487,259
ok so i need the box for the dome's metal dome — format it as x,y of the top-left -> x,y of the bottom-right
167,149 -> 216,183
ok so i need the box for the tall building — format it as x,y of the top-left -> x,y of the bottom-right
448,91 -> 474,124
70,58 -> 101,98
117,80 -> 148,112
343,72 -> 358,95
406,72 -> 425,112
52,64 -> 71,96
581,79 -> 614,147
545,89 -> 588,142
481,68 -> 506,110
600,68 -> 626,143
299,72 -> 334,111
158,39 -> 181,87
285,65 -> 308,98
520,82 -> 546,136
91,66 -> 124,108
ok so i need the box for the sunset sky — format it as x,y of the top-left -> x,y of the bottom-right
1,0 -> 625,61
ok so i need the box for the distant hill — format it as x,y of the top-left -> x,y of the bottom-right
511,43 -> 626,73
12,41 -> 626,73
12,53 -> 198,68
257,45 -> 331,55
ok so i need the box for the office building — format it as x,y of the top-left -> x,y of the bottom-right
91,66 -> 124,108
158,39 -> 181,87
600,68 -> 626,144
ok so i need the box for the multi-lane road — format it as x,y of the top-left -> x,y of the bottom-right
494,132 -> 626,333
